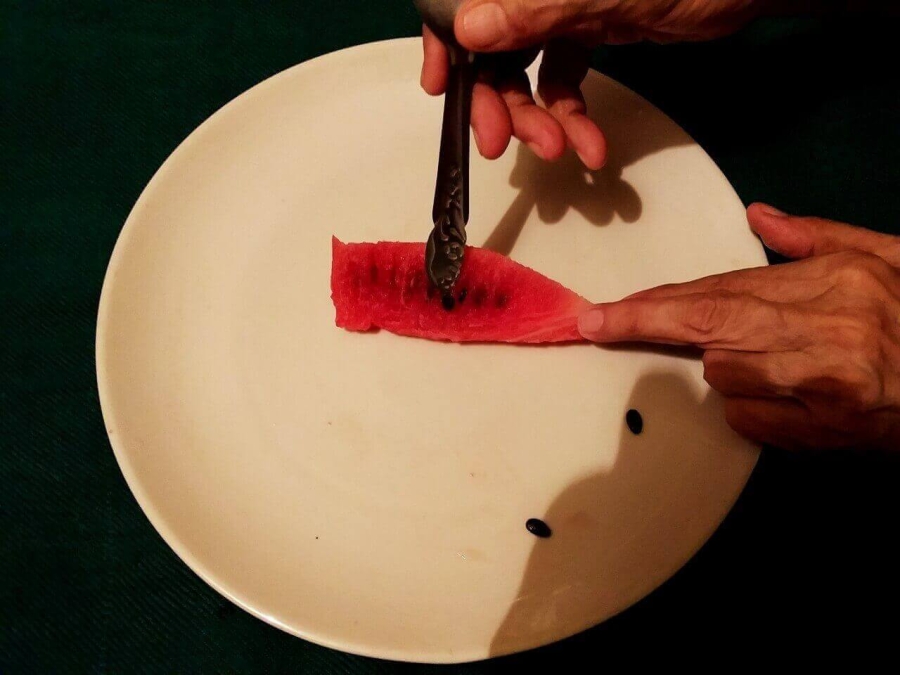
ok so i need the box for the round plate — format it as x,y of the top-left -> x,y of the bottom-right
97,38 -> 766,663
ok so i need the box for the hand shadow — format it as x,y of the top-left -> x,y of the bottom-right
483,370 -> 758,666
591,14 -> 898,229
482,73 -> 694,256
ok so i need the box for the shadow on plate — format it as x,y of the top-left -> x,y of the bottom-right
482,74 -> 694,256
486,370 -> 733,660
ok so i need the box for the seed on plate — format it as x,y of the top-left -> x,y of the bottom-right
626,409 -> 643,435
525,518 -> 552,538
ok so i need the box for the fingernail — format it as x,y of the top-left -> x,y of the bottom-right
460,3 -> 509,49
578,308 -> 605,337
759,203 -> 787,218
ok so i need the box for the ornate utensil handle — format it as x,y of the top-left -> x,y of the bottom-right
426,43 -> 474,295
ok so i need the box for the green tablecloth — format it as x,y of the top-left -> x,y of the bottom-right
3,1 -> 899,671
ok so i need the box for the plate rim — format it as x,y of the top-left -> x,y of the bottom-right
95,36 -> 762,664
96,37 -> 443,664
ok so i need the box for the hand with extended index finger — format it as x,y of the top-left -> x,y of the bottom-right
578,203 -> 900,452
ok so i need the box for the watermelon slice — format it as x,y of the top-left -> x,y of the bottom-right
331,238 -> 591,343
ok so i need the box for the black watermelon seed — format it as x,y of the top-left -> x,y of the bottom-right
525,518 -> 552,538
441,295 -> 455,311
495,293 -> 508,308
626,409 -> 643,435
458,288 -> 468,303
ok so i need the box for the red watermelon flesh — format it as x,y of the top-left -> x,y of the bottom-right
331,238 -> 591,343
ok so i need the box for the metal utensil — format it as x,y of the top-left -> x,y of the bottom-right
415,0 -> 473,299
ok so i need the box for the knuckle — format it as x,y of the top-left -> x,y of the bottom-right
509,0 -> 548,33
834,361 -> 884,412
884,240 -> 900,267
614,306 -> 642,337
835,252 -> 890,290
547,96 -> 585,117
513,0 -> 582,34
785,360 -> 809,389
505,4 -> 531,35
832,316 -> 883,358
685,295 -> 729,339
762,360 -> 793,395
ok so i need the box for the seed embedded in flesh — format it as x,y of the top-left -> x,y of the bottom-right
458,288 -> 468,303
626,409 -> 644,435
441,295 -> 455,311
525,518 -> 552,538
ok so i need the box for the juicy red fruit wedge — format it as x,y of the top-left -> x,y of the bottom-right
331,238 -> 591,344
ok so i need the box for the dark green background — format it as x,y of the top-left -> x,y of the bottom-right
3,1 -> 899,672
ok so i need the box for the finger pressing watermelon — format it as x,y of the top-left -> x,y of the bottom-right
331,238 -> 591,344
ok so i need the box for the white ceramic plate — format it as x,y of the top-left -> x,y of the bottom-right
97,38 -> 766,663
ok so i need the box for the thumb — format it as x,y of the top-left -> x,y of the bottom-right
747,202 -> 900,266
455,0 -> 592,51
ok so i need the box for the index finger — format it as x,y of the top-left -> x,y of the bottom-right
421,24 -> 449,95
577,292 -> 806,351
537,40 -> 607,169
